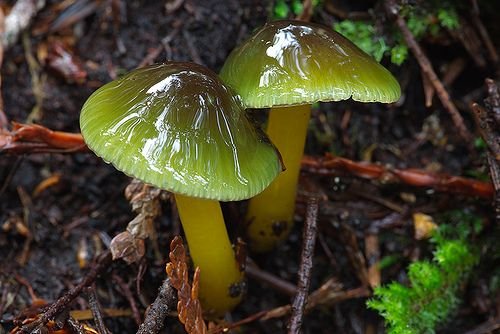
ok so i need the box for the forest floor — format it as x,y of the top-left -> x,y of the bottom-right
0,0 -> 499,333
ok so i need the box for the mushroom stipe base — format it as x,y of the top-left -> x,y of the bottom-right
246,104 -> 311,252
174,193 -> 244,315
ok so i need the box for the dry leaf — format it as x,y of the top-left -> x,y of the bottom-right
124,180 -> 162,239
45,41 -> 87,84
126,213 -> 155,239
109,180 -> 163,264
125,180 -> 162,213
364,234 -> 381,288
413,212 -> 438,240
166,236 -> 207,334
109,231 -> 145,264
77,238 -> 89,269
32,173 -> 61,197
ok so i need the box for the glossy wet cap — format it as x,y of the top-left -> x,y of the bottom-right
80,62 -> 282,201
220,20 -> 401,108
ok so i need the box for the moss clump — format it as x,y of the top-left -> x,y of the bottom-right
367,215 -> 480,334
334,1 -> 460,65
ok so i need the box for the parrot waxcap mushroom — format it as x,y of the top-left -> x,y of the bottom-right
80,62 -> 282,315
220,20 -> 401,252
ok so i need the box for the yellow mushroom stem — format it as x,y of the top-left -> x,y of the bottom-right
245,104 -> 312,252
174,193 -> 243,316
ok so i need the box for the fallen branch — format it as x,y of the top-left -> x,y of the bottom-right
0,122 -> 87,154
0,123 -> 493,198
464,317 -> 500,334
470,0 -> 499,65
112,274 -> 142,326
0,6 -> 7,128
87,285 -> 110,334
302,154 -> 494,199
471,79 -> 500,223
3,123 -> 491,199
246,261 -> 297,297
287,196 -> 319,334
295,0 -> 314,22
136,278 -> 177,334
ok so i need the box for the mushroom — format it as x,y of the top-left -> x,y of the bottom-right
80,62 -> 282,315
220,20 -> 401,252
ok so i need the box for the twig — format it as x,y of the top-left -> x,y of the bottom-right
471,79 -> 500,223
22,32 -> 45,123
49,0 -> 101,32
112,274 -> 142,326
165,0 -> 185,14
0,6 -> 8,129
471,102 -> 500,161
464,317 -> 500,334
66,316 -> 87,334
470,0 -> 499,65
16,187 -> 34,266
364,234 -> 381,288
136,278 -> 177,334
18,251 -> 112,333
246,261 -> 297,297
0,123 -> 87,154
317,232 -> 337,268
449,18 -> 486,68
485,79 -> 500,124
487,154 -> 500,225
266,282 -> 368,321
182,30 -> 203,65
323,2 -> 370,20
384,0 -> 472,142
349,188 -> 406,213
0,156 -> 22,200
210,282 -> 369,333
301,154 -> 494,199
87,285 -> 110,334
137,28 -> 180,67
69,308 -> 132,320
296,0 -> 313,22
368,212 -> 405,232
14,274 -> 39,302
287,197 -> 319,334
334,221 -> 370,288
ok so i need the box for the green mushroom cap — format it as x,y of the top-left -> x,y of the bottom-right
80,62 -> 282,201
220,20 -> 401,108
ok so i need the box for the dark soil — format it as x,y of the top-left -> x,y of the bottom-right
1,1 -> 499,333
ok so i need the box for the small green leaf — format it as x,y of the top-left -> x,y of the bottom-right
379,254 -> 402,270
391,44 -> 408,66
273,0 -> 289,19
438,8 -> 459,30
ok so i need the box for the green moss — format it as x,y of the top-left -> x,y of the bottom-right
367,218 -> 480,333
334,1 -> 460,66
272,0 -> 321,19
334,21 -> 389,62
